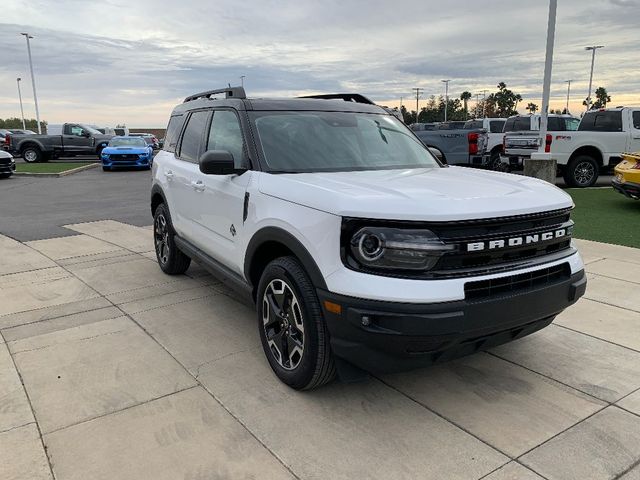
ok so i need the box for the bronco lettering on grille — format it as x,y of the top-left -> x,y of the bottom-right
466,228 -> 568,252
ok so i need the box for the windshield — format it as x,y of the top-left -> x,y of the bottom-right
108,137 -> 147,147
251,112 -> 440,173
79,124 -> 102,135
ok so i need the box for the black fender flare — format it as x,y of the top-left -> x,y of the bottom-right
245,227 -> 327,290
150,184 -> 167,215
19,141 -> 44,154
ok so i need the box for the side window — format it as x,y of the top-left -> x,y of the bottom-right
163,115 -> 185,153
178,110 -> 209,163
489,120 -> 505,133
514,117 -> 531,131
632,111 -> 640,130
579,111 -> 622,131
207,110 -> 246,167
71,125 -> 84,136
547,117 -> 563,131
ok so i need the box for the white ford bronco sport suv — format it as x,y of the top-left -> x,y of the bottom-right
151,87 -> 586,390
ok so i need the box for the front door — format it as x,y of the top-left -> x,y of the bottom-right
627,111 -> 640,153
190,109 -> 251,274
62,124 -> 93,153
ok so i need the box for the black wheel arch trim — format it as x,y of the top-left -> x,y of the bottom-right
150,184 -> 167,215
245,227 -> 328,290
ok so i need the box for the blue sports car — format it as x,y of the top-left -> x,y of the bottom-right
100,136 -> 154,171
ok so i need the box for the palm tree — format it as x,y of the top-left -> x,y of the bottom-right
460,91 -> 472,119
526,102 -> 539,113
514,94 -> 523,114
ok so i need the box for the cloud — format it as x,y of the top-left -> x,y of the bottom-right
0,0 -> 638,126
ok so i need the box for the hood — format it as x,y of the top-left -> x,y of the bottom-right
257,167 -> 573,221
102,146 -> 149,154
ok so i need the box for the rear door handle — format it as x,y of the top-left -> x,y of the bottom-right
191,180 -> 205,192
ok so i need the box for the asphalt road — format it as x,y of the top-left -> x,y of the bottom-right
0,157 -> 615,242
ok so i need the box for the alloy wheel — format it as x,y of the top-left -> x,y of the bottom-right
154,213 -> 169,265
262,278 -> 305,370
23,150 -> 37,162
574,161 -> 595,186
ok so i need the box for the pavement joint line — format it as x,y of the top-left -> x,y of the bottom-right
587,270 -> 640,286
5,329 -> 58,480
584,257 -> 606,266
0,421 -> 37,435
119,289 -> 221,316
193,347 -> 261,381
105,275 -> 216,298
43,385 -> 200,436
583,295 -> 640,316
477,460 -> 551,480
615,458 -> 640,480
375,373 -> 514,461
0,265 -> 69,281
554,323 -> 640,354
9,330 -> 126,355
486,350 -> 611,405
0,305 -> 118,335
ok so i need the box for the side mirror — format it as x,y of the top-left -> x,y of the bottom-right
199,150 -> 245,175
82,131 -> 91,138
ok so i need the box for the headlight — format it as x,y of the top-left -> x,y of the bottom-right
348,227 -> 454,271
101,154 -> 109,159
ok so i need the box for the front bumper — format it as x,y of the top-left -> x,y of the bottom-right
0,161 -> 16,174
612,178 -> 640,199
102,158 -> 151,169
318,267 -> 586,373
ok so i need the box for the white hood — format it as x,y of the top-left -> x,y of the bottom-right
257,166 -> 573,221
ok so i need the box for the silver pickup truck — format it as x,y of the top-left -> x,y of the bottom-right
410,122 -> 488,167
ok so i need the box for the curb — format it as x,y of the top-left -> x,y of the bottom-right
13,163 -> 100,178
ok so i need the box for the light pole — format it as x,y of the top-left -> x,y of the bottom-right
585,45 -> 604,111
475,93 -> 480,118
441,79 -> 450,122
240,75 -> 246,87
536,0 -> 557,154
564,79 -> 572,113
482,89 -> 487,117
16,78 -> 26,130
412,87 -> 423,123
20,33 -> 41,134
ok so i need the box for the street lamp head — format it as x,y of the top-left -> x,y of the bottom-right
441,79 -> 450,83
20,33 -> 34,38
17,77 -> 21,82
585,45 -> 604,50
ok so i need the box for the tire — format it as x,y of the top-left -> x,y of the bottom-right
102,166 -> 110,172
563,155 -> 599,188
257,256 -> 336,390
489,149 -> 508,172
0,173 -> 11,179
22,146 -> 42,163
153,203 -> 191,275
96,147 -> 104,160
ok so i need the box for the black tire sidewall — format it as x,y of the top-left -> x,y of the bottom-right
567,155 -> 598,187
153,203 -> 186,274
257,259 -> 324,389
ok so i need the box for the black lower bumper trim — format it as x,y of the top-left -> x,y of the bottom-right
319,268 -> 586,373
612,179 -> 640,199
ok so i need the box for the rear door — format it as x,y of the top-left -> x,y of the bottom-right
627,110 -> 640,153
189,109 -> 251,272
170,109 -> 210,236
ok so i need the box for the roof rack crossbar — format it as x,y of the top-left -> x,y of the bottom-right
298,93 -> 375,105
184,86 -> 246,103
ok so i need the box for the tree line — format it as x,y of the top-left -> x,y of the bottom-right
401,82 -> 612,124
0,118 -> 47,131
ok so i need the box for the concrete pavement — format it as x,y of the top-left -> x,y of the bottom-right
0,221 -> 639,479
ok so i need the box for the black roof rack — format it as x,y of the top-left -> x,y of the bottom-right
184,86 -> 246,103
299,93 -> 375,105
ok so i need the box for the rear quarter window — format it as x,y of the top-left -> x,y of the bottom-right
513,116 -> 532,131
163,115 -> 185,153
464,121 -> 483,129
632,111 -> 640,130
578,111 -> 623,132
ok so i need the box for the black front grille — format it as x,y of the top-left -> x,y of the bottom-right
0,157 -> 12,166
110,154 -> 139,161
464,263 -> 570,300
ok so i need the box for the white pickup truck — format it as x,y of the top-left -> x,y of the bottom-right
502,108 -> 640,187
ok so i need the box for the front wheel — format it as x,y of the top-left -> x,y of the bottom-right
257,256 -> 336,390
564,155 -> 599,188
153,203 -> 191,275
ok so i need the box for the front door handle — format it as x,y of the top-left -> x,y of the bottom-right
164,170 -> 174,181
191,180 -> 205,192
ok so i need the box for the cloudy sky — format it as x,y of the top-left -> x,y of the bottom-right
1,0 -> 639,127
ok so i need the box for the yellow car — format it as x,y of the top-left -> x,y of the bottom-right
612,152 -> 640,199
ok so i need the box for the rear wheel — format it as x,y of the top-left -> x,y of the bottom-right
153,203 -> 191,275
564,155 -> 599,187
102,166 -> 110,172
257,256 -> 336,390
22,146 -> 42,163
